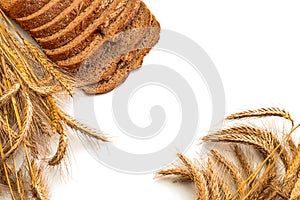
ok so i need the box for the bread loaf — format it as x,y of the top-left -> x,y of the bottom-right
0,0 -> 160,94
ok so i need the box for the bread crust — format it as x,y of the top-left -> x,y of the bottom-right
30,0 -> 94,38
16,0 -> 74,30
0,0 -> 52,18
36,0 -> 117,49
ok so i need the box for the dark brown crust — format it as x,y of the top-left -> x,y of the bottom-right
0,0 -> 51,18
16,0 -> 74,30
30,0 -> 94,38
36,0 -> 119,49
44,0 -> 140,61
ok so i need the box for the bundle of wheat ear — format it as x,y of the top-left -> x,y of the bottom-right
158,107 -> 300,200
0,9 -> 111,200
0,0 -> 160,94
0,0 -> 159,199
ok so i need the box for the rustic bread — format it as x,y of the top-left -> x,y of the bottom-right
44,0 -> 140,61
0,0 -> 51,18
29,0 -> 94,38
36,0 -> 118,49
16,0 -> 74,30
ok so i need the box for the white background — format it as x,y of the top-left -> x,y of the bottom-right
51,0 -> 300,199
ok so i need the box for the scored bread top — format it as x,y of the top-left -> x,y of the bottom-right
29,0 -> 94,38
0,0 -> 51,18
44,0 -> 140,61
16,0 -> 74,30
36,0 -> 116,49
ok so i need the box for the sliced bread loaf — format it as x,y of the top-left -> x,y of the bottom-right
1,0 -> 160,95
45,0 -> 139,61
36,0 -> 118,49
16,0 -> 74,30
44,0 -> 140,61
57,0 -> 149,78
0,0 -> 51,18
29,0 -> 94,38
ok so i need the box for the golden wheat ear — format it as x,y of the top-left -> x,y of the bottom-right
158,107 -> 300,200
0,10 -> 109,200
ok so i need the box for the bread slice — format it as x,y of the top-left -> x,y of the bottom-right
29,0 -> 94,38
58,0 -> 149,81
16,0 -> 74,30
83,13 -> 160,94
44,0 -> 140,61
0,0 -> 51,18
36,0 -> 120,49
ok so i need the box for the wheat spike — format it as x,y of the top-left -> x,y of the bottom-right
177,154 -> 210,200
47,97 -> 60,135
202,125 -> 291,170
206,160 -> 226,199
283,145 -> 300,195
232,145 -> 253,179
210,150 -> 247,198
209,161 -> 232,199
156,168 -> 190,181
30,161 -> 48,200
58,110 -> 109,142
48,129 -> 68,166
226,107 -> 294,126
290,174 -> 300,200
285,145 -> 300,181
0,83 -> 20,106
